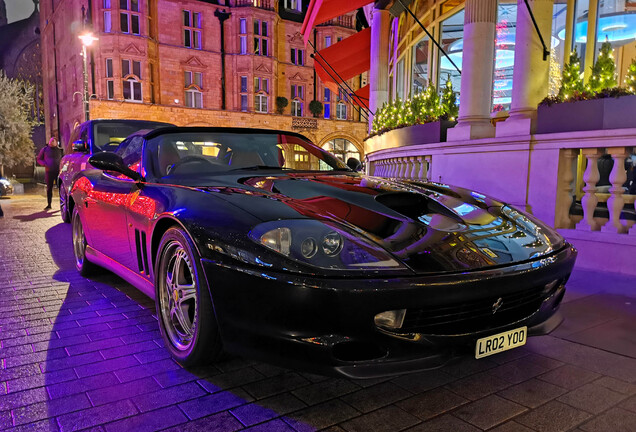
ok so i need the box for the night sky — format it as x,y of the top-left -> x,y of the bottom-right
5,0 -> 36,24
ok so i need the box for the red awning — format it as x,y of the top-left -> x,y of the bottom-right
351,84 -> 369,107
314,27 -> 371,94
301,0 -> 372,45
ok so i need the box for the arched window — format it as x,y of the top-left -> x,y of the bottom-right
322,138 -> 359,162
184,71 -> 203,108
122,59 -> 142,102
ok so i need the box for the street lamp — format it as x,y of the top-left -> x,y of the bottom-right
78,32 -> 98,122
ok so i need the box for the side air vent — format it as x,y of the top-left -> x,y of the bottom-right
135,229 -> 143,273
141,231 -> 149,275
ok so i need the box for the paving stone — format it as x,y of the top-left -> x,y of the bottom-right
592,376 -> 636,395
620,395 -> 636,413
64,336 -> 124,356
198,367 -> 265,393
489,421 -> 536,432
6,368 -> 77,393
340,382 -> 412,413
283,399 -> 360,431
153,368 -> 200,388
243,372 -> 311,400
113,358 -> 181,383
391,370 -> 455,393
161,411 -> 243,432
396,387 -> 469,420
46,372 -> 120,399
103,406 -> 188,432
488,357 -> 556,384
74,355 -> 140,378
405,414 -> 480,432
133,381 -> 207,412
87,376 -> 162,406
133,348 -> 171,364
557,382 -> 627,414
12,418 -> 59,432
11,393 -> 91,426
453,394 -> 527,430
578,407 -> 636,432
56,399 -> 139,432
537,364 -> 601,390
498,378 -> 568,408
515,400 -> 591,432
0,386 -> 49,411
246,418 -> 297,431
291,378 -> 359,405
445,371 -> 511,400
179,391 -> 248,420
341,405 -> 420,432
231,392 -> 306,426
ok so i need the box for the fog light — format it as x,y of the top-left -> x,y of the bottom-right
374,309 -> 406,329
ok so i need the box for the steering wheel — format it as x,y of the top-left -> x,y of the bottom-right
166,155 -> 220,175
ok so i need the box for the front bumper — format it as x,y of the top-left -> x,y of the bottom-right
201,244 -> 576,378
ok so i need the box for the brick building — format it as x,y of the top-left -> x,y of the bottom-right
40,0 -> 368,160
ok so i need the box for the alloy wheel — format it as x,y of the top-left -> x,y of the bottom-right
72,211 -> 86,268
159,240 -> 199,351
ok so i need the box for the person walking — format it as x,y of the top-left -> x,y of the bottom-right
37,137 -> 62,211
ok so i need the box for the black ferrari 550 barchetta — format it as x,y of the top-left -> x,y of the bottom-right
69,126 -> 576,378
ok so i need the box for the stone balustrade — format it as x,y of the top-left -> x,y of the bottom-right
557,146 -> 636,235
367,155 -> 431,181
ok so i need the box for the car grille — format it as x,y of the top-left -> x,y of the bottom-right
400,286 -> 550,336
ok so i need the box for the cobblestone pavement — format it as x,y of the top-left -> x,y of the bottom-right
1,195 -> 635,432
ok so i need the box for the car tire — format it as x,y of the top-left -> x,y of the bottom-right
60,184 -> 71,223
71,206 -> 98,276
155,227 -> 222,366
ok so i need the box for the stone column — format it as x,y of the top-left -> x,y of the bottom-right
497,0 -> 554,137
368,8 -> 391,133
447,0 -> 497,141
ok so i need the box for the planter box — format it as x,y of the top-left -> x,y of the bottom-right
537,94 -> 636,134
365,121 -> 457,152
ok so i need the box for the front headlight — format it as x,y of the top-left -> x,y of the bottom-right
250,220 -> 406,271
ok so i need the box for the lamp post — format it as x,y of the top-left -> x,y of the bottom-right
78,32 -> 98,122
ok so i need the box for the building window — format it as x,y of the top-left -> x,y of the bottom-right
184,71 -> 203,108
323,88 -> 331,119
104,0 -> 112,32
120,0 -> 140,35
492,3 -> 516,112
254,19 -> 269,56
254,77 -> 269,113
291,84 -> 304,116
438,9 -> 464,104
106,58 -> 114,100
122,59 -> 142,102
336,102 -> 347,120
412,35 -> 429,95
183,10 -> 202,49
396,58 -> 405,100
240,75 -> 248,111
239,18 -> 247,54
291,48 -> 304,65
325,36 -> 331,48
284,0 -> 302,12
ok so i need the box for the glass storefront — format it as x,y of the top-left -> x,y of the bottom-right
492,2 -> 517,111
322,138 -> 360,162
439,9 -> 464,99
412,35 -> 430,95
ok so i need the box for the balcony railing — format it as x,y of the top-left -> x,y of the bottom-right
318,16 -> 354,29
291,117 -> 318,130
232,0 -> 274,11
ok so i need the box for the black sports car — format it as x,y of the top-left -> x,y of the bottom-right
70,127 -> 576,378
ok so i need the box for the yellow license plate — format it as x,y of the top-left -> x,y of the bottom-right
475,326 -> 527,359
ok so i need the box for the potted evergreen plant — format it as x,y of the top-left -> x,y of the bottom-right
308,100 -> 323,118
537,44 -> 636,134
275,96 -> 288,115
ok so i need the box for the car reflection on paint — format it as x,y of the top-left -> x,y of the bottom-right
68,127 -> 576,378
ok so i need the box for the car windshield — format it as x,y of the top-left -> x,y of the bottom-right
94,121 -> 171,152
146,131 -> 349,179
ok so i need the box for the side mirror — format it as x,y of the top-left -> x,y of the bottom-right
346,157 -> 362,172
72,140 -> 88,153
89,152 -> 144,182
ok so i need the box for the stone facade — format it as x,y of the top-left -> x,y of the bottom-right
40,0 -> 367,152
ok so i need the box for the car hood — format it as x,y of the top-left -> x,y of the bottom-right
199,172 -> 564,273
